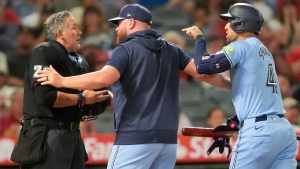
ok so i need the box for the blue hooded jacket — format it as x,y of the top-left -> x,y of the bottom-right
107,29 -> 191,144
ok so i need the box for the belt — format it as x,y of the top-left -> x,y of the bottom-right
48,121 -> 80,131
241,114 -> 285,127
20,119 -> 80,131
255,114 -> 285,122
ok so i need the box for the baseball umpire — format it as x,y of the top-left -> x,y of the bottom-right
183,3 -> 297,169
10,11 -> 111,169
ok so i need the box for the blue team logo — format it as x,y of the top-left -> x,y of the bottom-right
259,47 -> 271,60
223,45 -> 235,54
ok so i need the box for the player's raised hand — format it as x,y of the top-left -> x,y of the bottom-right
182,26 -> 203,39
36,65 -> 63,88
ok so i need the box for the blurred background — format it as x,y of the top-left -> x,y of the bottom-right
1,0 -> 300,168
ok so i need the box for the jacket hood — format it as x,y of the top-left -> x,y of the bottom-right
124,29 -> 164,52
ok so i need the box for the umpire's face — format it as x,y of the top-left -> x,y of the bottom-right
60,17 -> 82,52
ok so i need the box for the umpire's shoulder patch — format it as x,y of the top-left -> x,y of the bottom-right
223,45 -> 235,54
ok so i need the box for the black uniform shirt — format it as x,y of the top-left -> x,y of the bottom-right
23,40 -> 89,122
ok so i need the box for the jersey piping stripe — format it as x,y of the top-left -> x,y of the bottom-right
110,145 -> 120,169
222,50 -> 233,68
231,130 -> 242,169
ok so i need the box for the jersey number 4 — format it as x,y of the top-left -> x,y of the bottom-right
266,64 -> 277,93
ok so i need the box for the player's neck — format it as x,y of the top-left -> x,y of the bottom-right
238,32 -> 256,41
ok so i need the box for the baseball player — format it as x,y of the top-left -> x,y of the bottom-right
36,4 -> 232,169
10,11 -> 110,169
183,3 -> 297,169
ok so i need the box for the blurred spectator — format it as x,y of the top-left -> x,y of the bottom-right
215,0 -> 247,15
251,0 -> 276,28
285,47 -> 300,84
162,30 -> 186,49
246,0 -> 278,12
0,5 -> 18,53
80,6 -> 113,51
281,1 -> 300,102
11,0 -> 38,20
207,27 -> 226,54
205,107 -> 227,128
53,0 -> 80,12
139,0 -> 193,11
0,52 -> 16,116
178,107 -> 193,133
276,0 -> 300,17
21,0 -> 53,28
162,30 -> 192,82
138,0 -> 170,7
98,0 -> 129,19
80,121 -> 97,135
79,44 -> 110,71
268,0 -> 299,48
6,26 -> 37,87
0,88 -> 23,136
283,97 -> 300,132
1,0 -> 20,26
292,87 -> 300,103
278,73 -> 293,99
93,51 -> 110,71
30,4 -> 55,45
252,0 -> 273,19
191,1 -> 215,37
11,0 -> 51,26
280,0 -> 300,83
70,0 -> 101,26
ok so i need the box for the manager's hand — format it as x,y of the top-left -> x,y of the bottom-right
36,65 -> 63,88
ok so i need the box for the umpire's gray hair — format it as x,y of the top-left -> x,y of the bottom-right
44,11 -> 73,40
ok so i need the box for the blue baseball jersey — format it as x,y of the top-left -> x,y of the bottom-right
222,37 -> 284,121
194,35 -> 296,168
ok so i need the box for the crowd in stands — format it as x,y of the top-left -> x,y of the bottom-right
1,0 -> 300,136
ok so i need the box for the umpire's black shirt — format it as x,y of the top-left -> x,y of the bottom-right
23,40 -> 89,122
